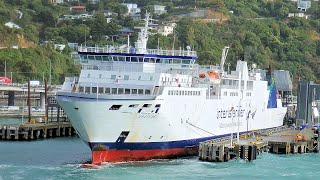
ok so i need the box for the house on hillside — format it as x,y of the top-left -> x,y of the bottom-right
5,22 -> 21,29
154,5 -> 167,15
288,12 -> 310,19
122,3 -> 141,15
298,1 -> 311,11
157,23 -> 176,37
118,27 -> 134,37
49,0 -> 64,4
70,6 -> 86,12
88,0 -> 100,4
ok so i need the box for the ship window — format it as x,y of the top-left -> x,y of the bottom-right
124,75 -> 129,80
92,87 -> 97,93
79,86 -> 84,93
99,74 -> 102,78
138,76 -> 141,80
102,56 -> 110,61
125,88 -> 130,94
85,87 -> 90,94
138,89 -> 143,94
173,59 -> 181,64
118,88 -> 124,94
144,58 -> 150,62
142,104 -> 152,108
182,60 -> 191,64
138,57 -> 144,62
112,88 -> 117,94
131,57 -> 138,62
119,56 -> 125,61
168,91 -> 170,95
88,55 -> 95,60
98,87 -> 104,94
109,105 -> 122,110
105,88 -> 110,94
179,91 -> 182,96
112,56 -> 118,61
223,91 -> 227,96
126,57 -> 131,62
163,59 -> 170,64
155,104 -> 161,108
156,59 -> 161,63
95,56 -> 102,61
145,89 -> 151,95
111,75 -> 116,79
129,104 -> 139,108
87,74 -> 90,78
150,76 -> 153,81
132,89 -> 137,94
150,58 -> 155,63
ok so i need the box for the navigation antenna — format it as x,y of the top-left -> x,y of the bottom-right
134,12 -> 157,54
220,46 -> 230,72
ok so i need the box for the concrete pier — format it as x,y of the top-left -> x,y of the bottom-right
0,122 -> 76,140
199,126 -> 319,162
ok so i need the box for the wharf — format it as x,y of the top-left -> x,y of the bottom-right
0,122 -> 76,140
199,126 -> 319,162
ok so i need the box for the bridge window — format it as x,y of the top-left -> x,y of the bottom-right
119,56 -> 125,61
88,55 -> 95,60
131,57 -> 138,62
125,88 -> 130,94
102,56 -> 110,61
138,89 -> 144,94
138,57 -> 144,62
156,59 -> 161,63
126,57 -> 130,62
182,60 -> 191,64
132,89 -> 137,94
95,56 -> 102,61
112,56 -> 118,61
144,58 -> 150,62
145,89 -> 151,95
173,59 -> 181,64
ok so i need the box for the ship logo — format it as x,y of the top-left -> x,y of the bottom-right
267,78 -> 277,108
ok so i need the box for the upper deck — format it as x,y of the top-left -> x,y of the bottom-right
78,45 -> 197,58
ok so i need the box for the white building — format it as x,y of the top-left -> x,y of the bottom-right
154,5 -> 167,15
5,22 -> 21,29
50,0 -> 64,4
122,3 -> 141,15
157,23 -> 176,37
88,0 -> 100,4
298,1 -> 311,11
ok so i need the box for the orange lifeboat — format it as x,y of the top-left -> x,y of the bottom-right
199,73 -> 206,78
207,71 -> 220,84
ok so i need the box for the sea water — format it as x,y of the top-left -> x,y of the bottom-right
0,137 -> 320,180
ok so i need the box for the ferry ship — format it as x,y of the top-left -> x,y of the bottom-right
56,14 -> 287,164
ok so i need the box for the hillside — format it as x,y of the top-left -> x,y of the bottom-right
0,0 -> 319,86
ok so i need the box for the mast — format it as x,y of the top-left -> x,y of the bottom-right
134,12 -> 155,54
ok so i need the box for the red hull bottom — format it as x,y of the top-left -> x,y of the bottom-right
92,147 -> 198,164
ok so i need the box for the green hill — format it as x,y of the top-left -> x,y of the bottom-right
0,0 -> 319,87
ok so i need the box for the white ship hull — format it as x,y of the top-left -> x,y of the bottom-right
57,85 -> 286,163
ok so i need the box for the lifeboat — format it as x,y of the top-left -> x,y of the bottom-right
199,73 -> 206,78
207,71 -> 220,84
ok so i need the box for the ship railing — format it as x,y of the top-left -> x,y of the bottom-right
81,62 -> 197,73
78,45 -> 197,57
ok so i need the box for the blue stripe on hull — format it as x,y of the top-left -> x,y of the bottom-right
89,133 -> 232,151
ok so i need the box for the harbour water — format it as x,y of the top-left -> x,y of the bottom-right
1,137 -> 320,179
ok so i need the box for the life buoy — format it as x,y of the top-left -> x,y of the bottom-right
207,71 -> 220,79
